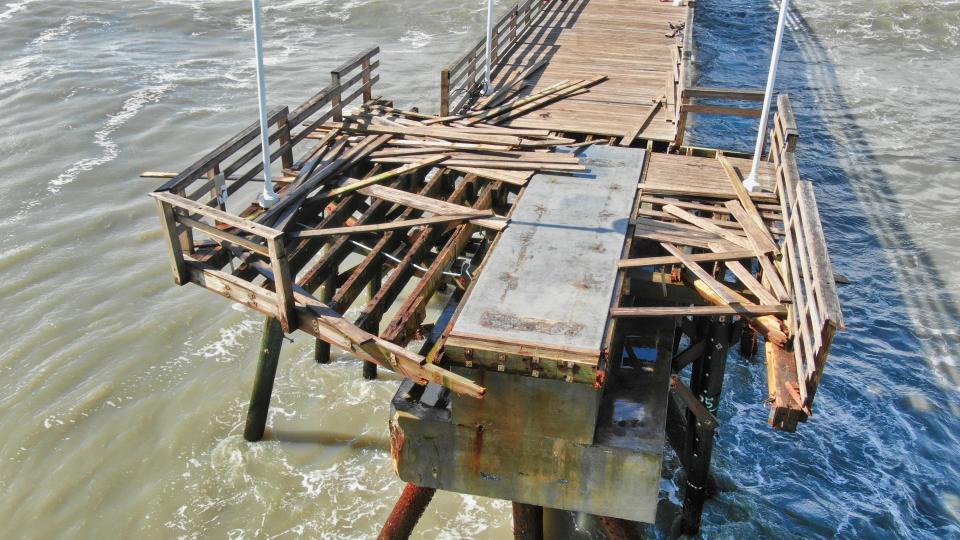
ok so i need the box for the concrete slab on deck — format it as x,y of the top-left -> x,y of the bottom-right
446,145 -> 646,376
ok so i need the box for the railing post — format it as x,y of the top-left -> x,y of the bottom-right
267,235 -> 295,333
277,112 -> 294,170
330,70 -> 343,123
440,69 -> 450,116
154,198 -> 189,286
361,55 -> 373,103
172,188 -> 194,256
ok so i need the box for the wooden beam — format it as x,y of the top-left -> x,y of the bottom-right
291,211 -> 493,238
717,152 -> 780,253
611,305 -> 787,318
618,249 -> 754,270
662,204 -> 752,250
358,184 -> 508,231
314,156 -> 446,199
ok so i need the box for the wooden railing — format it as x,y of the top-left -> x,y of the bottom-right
154,46 -> 380,209
771,96 -> 844,410
149,46 -> 381,334
440,0 -> 556,116
150,190 -> 296,332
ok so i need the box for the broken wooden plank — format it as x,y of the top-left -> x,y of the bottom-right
662,204 -> 753,250
290,211 -> 493,238
314,156 -> 446,199
330,121 -> 523,146
448,166 -> 532,186
611,304 -> 787,318
618,249 -> 754,270
717,152 -> 780,253
358,184 -> 508,231
619,95 -> 664,146
660,243 -> 741,305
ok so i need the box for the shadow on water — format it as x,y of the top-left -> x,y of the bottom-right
266,429 -> 389,451
674,0 -> 960,538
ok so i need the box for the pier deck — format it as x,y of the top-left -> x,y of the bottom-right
496,0 -> 689,140
147,0 -> 844,535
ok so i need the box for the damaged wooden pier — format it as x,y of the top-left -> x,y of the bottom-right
148,0 -> 843,536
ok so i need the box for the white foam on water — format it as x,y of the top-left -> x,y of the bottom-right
47,79 -> 176,194
0,0 -> 38,23
400,30 -> 435,50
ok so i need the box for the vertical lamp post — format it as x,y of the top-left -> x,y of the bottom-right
251,0 -> 279,208
483,0 -> 494,95
743,0 -> 790,192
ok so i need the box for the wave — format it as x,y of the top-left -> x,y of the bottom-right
47,79 -> 176,194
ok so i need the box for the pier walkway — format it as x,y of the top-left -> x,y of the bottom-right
147,0 -> 843,535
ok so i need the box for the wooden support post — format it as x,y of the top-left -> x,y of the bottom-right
440,69 -> 451,117
362,266 -> 382,380
689,316 -> 734,413
153,198 -> 188,285
315,269 -> 336,364
378,483 -> 436,540
512,503 -> 543,540
331,70 -> 343,123
665,375 -> 720,536
361,57 -> 373,102
244,316 -> 283,442
277,113 -> 294,170
267,236 -> 295,333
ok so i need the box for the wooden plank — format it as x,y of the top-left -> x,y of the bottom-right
176,215 -> 270,257
448,166 -> 531,186
371,157 -> 584,172
662,204 -> 753,250
723,259 -> 780,306
154,198 -> 188,285
717,152 -> 780,253
358,184 -> 508,231
267,236 -> 295,332
796,181 -> 844,329
618,249 -> 755,270
315,156 -> 446,198
611,304 -> 787,318
619,95 -> 664,146
291,212 -> 493,238
149,191 -> 281,240
334,122 -> 522,146
723,200 -> 790,301
682,86 -> 766,100
765,341 -> 806,431
660,243 -> 741,306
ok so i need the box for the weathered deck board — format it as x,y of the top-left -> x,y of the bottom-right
493,0 -> 689,140
449,145 -> 646,363
643,153 -> 778,200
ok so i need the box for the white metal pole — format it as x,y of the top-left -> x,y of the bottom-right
483,0 -> 494,95
251,0 -> 278,207
743,0 -> 790,192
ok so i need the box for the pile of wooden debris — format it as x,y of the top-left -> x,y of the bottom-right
252,76 -> 607,233
614,152 -> 791,348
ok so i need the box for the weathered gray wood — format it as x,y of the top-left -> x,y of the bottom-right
450,145 -> 645,357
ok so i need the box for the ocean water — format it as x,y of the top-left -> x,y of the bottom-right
0,0 -> 957,538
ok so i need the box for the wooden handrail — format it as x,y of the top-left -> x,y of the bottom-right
441,0 -> 555,115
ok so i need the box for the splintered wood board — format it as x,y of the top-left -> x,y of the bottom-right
449,145 -> 646,364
